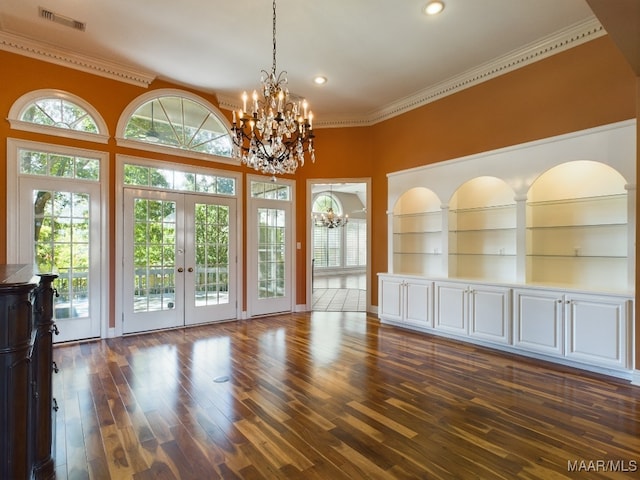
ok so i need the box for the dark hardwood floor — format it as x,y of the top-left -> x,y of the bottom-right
52,312 -> 640,479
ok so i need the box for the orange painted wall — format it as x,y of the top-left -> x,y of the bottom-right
0,34 -> 637,328
367,35 -> 636,304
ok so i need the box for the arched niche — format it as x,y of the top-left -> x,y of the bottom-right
526,160 -> 630,291
393,187 -> 441,215
449,176 -> 516,210
392,187 -> 443,276
449,176 -> 516,282
528,160 -> 627,202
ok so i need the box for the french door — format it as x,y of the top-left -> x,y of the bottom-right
122,189 -> 237,334
247,178 -> 294,316
17,177 -> 103,342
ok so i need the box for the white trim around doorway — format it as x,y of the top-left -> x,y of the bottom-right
306,177 -> 372,313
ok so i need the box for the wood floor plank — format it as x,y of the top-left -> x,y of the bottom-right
53,313 -> 640,479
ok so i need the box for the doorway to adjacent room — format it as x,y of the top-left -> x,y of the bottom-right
308,180 -> 370,312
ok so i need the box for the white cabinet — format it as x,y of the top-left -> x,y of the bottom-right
514,288 -> 631,369
378,274 -> 433,329
435,282 -> 467,335
566,293 -> 630,369
514,289 -> 564,356
435,281 -> 511,344
469,284 -> 512,344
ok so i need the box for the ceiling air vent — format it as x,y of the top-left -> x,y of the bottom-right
38,7 -> 86,31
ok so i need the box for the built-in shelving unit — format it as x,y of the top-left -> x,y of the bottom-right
526,161 -> 629,292
448,177 -> 517,283
381,121 -> 636,380
392,187 -> 443,276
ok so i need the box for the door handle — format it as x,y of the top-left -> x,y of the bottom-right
177,267 -> 184,272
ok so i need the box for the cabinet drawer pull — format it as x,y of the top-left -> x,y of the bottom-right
52,361 -> 59,374
52,398 -> 59,412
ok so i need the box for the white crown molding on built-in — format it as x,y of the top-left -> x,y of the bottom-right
2,17 -> 604,126
0,30 -> 156,88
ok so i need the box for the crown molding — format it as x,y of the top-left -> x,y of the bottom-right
318,17 -> 605,128
2,17 -> 604,126
0,30 -> 156,87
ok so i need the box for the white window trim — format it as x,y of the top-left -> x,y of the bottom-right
113,154 -> 244,337
7,89 -> 110,144
6,137 -> 110,338
115,89 -> 238,166
246,174 -> 297,316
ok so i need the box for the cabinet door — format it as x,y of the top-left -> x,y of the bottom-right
469,285 -> 511,344
405,280 -> 433,328
435,282 -> 467,335
566,294 -> 629,368
513,289 -> 563,356
378,276 -> 403,322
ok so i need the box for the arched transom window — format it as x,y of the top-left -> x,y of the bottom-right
22,98 -> 99,132
8,89 -> 109,143
122,95 -> 232,158
313,193 -> 343,215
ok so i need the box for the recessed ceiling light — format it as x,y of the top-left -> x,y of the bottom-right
313,76 -> 328,85
424,1 -> 445,15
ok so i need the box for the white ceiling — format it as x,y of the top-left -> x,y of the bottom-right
0,1 -> 601,126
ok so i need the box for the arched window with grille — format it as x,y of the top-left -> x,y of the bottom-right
116,90 -> 234,163
8,89 -> 109,143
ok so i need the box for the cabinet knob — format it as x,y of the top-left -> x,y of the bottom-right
177,267 -> 184,273
188,267 -> 194,273
557,299 -> 562,303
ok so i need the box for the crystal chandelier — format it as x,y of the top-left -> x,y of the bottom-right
314,186 -> 348,228
231,0 -> 315,178
314,207 -> 348,229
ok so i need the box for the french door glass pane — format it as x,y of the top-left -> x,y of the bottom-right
34,190 -> 90,319
257,207 -> 286,299
133,198 -> 176,312
194,203 -> 230,306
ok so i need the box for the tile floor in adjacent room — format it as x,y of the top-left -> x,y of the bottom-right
312,272 -> 366,312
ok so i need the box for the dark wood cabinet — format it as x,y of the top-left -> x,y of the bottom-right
0,265 -> 58,480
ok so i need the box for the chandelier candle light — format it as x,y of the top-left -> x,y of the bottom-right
231,0 -> 315,178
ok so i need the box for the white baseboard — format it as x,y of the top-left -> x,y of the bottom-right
295,304 -> 308,312
632,370 -> 640,386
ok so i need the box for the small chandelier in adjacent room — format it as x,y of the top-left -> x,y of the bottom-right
231,0 -> 315,178
314,187 -> 348,229
314,206 -> 349,229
